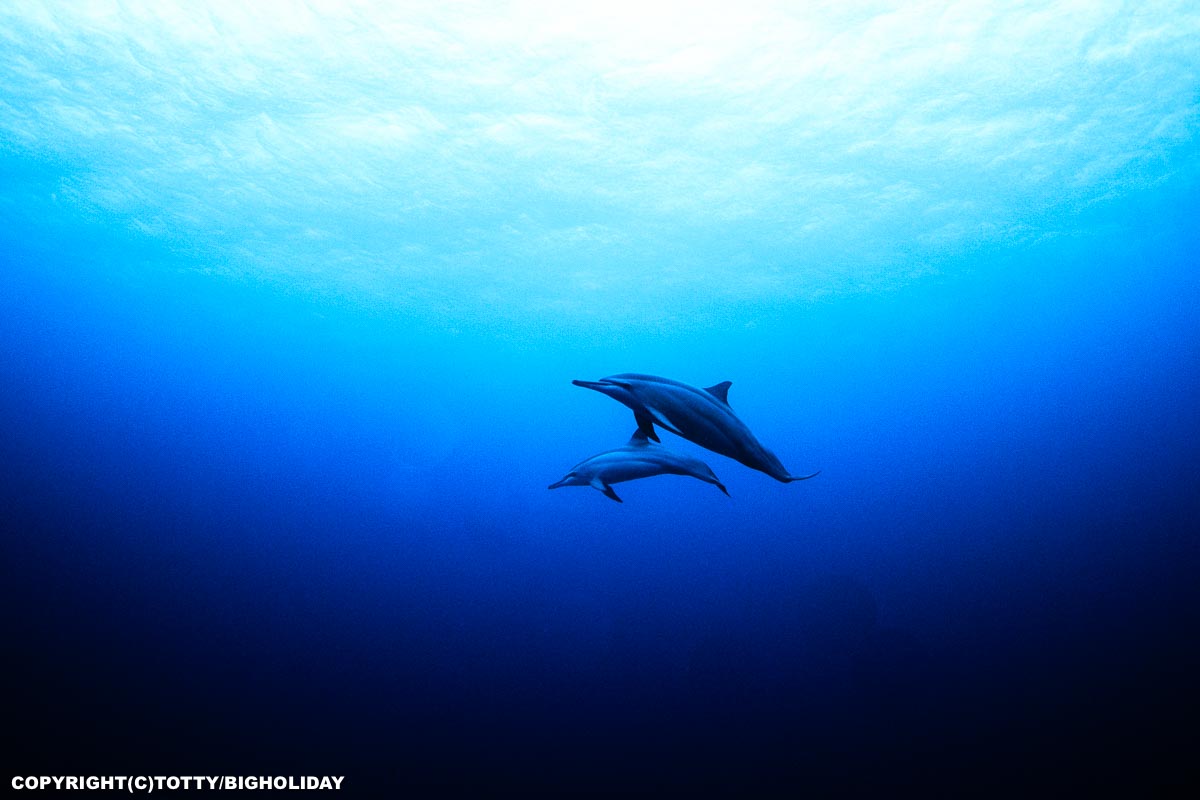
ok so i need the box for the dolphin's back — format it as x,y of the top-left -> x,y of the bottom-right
597,373 -> 798,481
555,434 -> 728,501
608,374 -> 754,453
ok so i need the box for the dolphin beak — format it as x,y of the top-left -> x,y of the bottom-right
573,379 -> 629,402
548,479 -> 567,490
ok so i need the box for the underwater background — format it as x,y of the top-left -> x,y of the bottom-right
2,2 -> 1198,795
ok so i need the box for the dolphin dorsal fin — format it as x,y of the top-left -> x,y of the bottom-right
704,381 -> 733,405
627,427 -> 652,446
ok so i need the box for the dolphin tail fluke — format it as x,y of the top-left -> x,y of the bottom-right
784,471 -> 821,482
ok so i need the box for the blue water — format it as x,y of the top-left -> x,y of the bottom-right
3,5 -> 1198,795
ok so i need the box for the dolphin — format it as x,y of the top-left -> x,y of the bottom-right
548,428 -> 729,503
571,373 -> 819,483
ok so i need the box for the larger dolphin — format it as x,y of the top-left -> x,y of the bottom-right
548,428 -> 729,503
571,373 -> 819,483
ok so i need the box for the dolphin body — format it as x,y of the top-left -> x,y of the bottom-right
548,429 -> 729,503
571,373 -> 819,483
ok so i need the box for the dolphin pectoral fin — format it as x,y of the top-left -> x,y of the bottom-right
784,471 -> 821,482
634,411 -> 660,442
714,481 -> 730,497
590,478 -> 622,502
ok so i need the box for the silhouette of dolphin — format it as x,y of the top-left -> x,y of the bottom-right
571,373 -> 819,483
548,429 -> 729,503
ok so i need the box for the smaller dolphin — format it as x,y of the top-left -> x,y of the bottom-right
572,373 -> 819,483
548,429 -> 729,503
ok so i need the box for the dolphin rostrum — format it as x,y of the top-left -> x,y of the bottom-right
571,373 -> 819,483
548,428 -> 729,503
